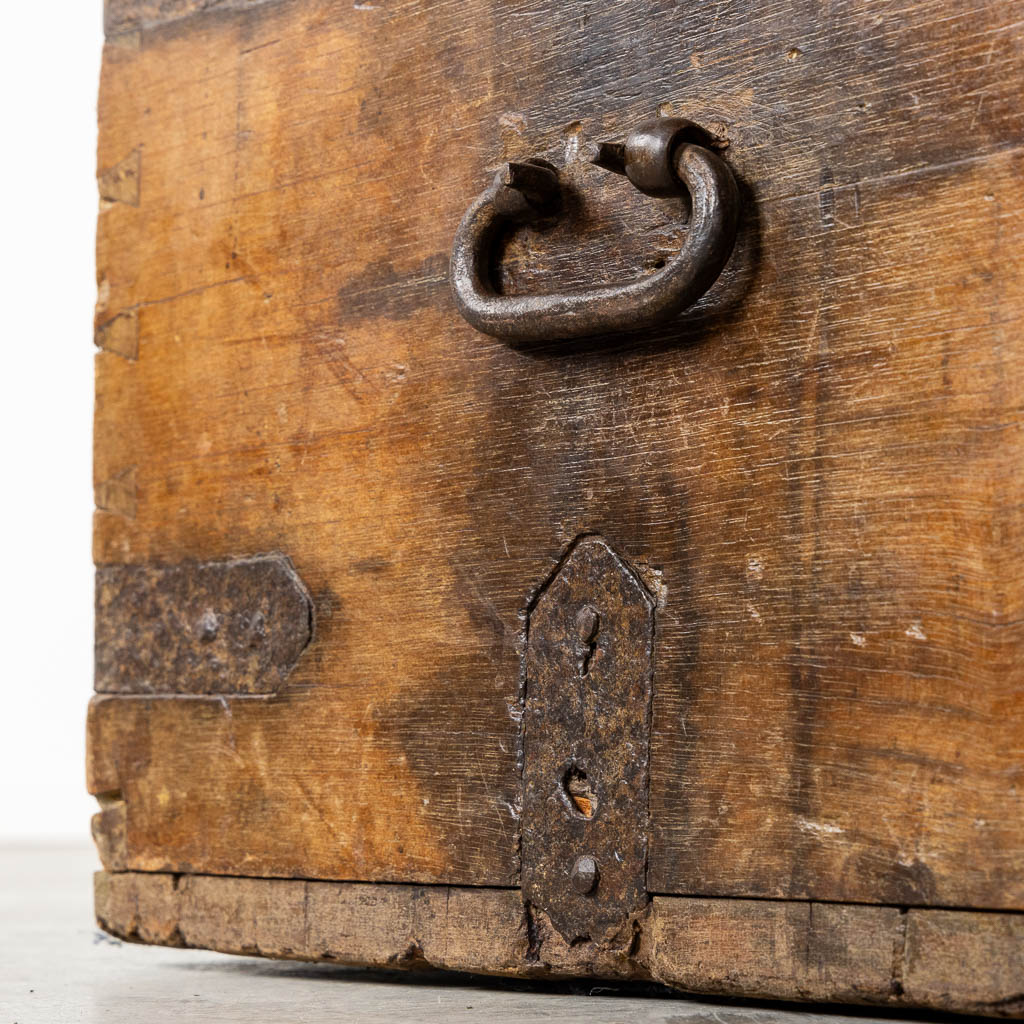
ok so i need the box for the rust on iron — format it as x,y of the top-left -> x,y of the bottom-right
521,536 -> 656,944
450,116 -> 740,344
95,554 -> 313,695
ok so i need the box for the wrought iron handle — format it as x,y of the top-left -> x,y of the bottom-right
450,118 -> 740,344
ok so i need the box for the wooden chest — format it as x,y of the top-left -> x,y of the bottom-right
90,0 -> 1024,1014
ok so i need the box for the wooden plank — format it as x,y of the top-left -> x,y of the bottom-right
648,897 -> 900,1006
94,870 -> 1024,1016
902,909 -> 1024,1015
87,688 -> 519,884
648,148 -> 1024,908
10,847 -> 906,1024
91,0 -> 1024,910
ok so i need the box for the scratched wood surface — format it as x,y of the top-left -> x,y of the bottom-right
92,0 -> 1024,917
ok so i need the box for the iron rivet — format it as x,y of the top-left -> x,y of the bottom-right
574,605 -> 600,643
570,854 -> 599,895
196,609 -> 220,643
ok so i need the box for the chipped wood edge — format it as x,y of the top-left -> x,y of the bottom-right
95,871 -> 1024,1017
94,310 -> 138,360
98,148 -> 140,207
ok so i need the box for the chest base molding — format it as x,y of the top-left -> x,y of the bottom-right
96,870 -> 1023,1017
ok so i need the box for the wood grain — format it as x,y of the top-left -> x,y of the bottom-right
95,870 -> 1024,1016
903,909 -> 1024,1015
91,0 -> 1024,914
648,897 -> 900,1006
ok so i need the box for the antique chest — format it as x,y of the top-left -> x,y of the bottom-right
90,0 -> 1024,1015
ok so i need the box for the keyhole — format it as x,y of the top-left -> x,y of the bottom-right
575,605 -> 600,677
562,765 -> 596,819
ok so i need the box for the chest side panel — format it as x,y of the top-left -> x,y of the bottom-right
91,0 -> 1024,906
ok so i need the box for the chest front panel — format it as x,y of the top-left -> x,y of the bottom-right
90,0 -> 1024,1013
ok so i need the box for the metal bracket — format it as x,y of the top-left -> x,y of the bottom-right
94,554 -> 313,695
521,536 -> 656,943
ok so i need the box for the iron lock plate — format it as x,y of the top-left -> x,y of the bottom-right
521,536 -> 656,943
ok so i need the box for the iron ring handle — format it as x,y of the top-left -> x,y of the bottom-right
450,118 -> 741,344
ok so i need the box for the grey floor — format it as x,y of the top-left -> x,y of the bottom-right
2,844 -> 947,1024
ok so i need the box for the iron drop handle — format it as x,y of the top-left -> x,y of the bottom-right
450,118 -> 740,344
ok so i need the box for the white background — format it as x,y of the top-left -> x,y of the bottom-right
0,4 -> 104,839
